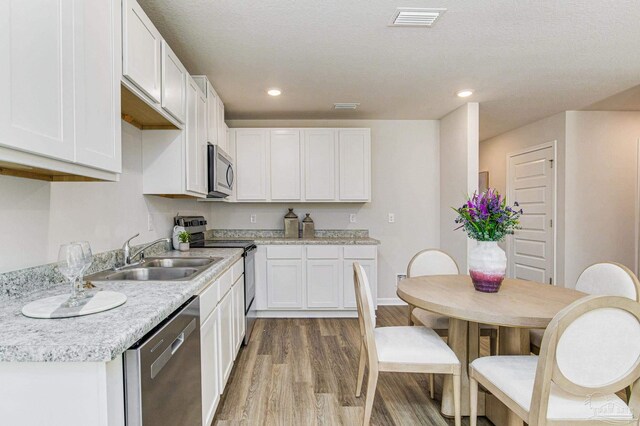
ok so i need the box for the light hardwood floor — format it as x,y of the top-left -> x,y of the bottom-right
213,306 -> 493,426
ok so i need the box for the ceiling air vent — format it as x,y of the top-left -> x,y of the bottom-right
334,103 -> 360,110
389,8 -> 446,27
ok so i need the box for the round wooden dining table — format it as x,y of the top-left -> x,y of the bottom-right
397,274 -> 585,426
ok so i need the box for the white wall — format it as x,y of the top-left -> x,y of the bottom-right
213,119 -> 440,302
564,111 -> 640,286
439,103 -> 479,272
479,112 -> 566,284
0,121 -> 213,272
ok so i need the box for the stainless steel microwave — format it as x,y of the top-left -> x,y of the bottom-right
207,144 -> 233,198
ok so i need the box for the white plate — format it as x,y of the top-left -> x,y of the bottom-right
22,291 -> 127,319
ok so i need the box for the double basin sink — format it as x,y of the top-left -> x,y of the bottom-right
87,257 -> 222,282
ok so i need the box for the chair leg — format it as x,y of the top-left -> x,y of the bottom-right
453,373 -> 461,426
429,374 -> 435,399
363,369 -> 379,426
490,329 -> 498,355
356,342 -> 366,397
407,304 -> 414,326
470,376 -> 478,426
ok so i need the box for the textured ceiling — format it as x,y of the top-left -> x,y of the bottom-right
138,0 -> 640,140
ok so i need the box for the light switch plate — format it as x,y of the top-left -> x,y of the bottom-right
388,213 -> 395,223
350,214 -> 357,223
250,214 -> 257,224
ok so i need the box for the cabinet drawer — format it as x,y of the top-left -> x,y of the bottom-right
219,267 -> 233,297
232,259 -> 244,283
199,279 -> 220,320
306,246 -> 340,259
343,246 -> 377,259
266,246 -> 303,259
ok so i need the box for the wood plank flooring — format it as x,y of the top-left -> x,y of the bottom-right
213,306 -> 493,426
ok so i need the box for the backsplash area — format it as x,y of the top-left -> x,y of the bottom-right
0,241 -> 171,300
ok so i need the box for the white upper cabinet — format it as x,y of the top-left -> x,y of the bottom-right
216,97 -> 226,152
235,129 -> 269,201
304,129 -> 337,201
206,84 -> 218,145
122,0 -> 162,103
270,130 -> 301,200
160,41 -> 187,124
230,128 -> 370,203
339,129 -> 371,201
0,0 -> 121,179
185,77 -> 206,195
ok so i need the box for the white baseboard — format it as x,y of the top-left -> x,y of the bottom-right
257,310 -> 358,318
376,297 -> 407,306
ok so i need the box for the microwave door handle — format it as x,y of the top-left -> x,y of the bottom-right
226,165 -> 234,188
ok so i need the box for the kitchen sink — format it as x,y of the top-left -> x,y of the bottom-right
86,256 -> 222,282
142,257 -> 219,268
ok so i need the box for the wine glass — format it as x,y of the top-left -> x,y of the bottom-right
73,241 -> 93,299
57,243 -> 85,307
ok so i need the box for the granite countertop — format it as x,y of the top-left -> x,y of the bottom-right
0,248 -> 243,363
206,229 -> 380,245
207,236 -> 380,245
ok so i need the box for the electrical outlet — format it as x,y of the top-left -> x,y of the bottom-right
349,214 -> 357,223
388,213 -> 395,223
250,214 -> 257,224
147,213 -> 154,231
396,274 -> 407,286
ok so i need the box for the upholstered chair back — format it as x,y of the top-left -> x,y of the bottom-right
575,262 -> 640,301
531,295 -> 640,424
353,262 -> 378,365
407,249 -> 459,278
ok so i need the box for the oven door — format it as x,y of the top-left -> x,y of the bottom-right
207,144 -> 233,198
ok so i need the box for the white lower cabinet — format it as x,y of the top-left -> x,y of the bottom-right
199,258 -> 245,425
218,288 -> 234,387
258,245 -> 377,315
201,305 -> 220,426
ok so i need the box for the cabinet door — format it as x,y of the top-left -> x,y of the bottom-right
304,130 -> 337,201
161,41 -> 187,123
339,129 -> 371,201
122,0 -> 162,103
201,310 -> 220,426
267,260 -> 303,309
185,78 -> 199,193
0,0 -> 75,162
343,259 -> 376,309
235,129 -> 269,201
74,0 -> 121,173
233,280 -> 245,352
197,88 -> 208,194
217,98 -> 226,151
219,291 -> 234,388
270,130 -> 301,200
206,84 -> 218,145
307,260 -> 340,308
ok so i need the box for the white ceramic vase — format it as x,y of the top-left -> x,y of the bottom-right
468,241 -> 507,293
179,242 -> 190,252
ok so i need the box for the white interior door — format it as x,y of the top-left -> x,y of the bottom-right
507,144 -> 555,284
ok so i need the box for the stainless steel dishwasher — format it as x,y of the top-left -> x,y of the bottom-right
124,296 -> 202,426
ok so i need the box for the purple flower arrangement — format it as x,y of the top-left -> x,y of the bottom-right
453,189 -> 522,241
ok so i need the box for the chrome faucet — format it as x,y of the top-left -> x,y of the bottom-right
121,233 -> 171,267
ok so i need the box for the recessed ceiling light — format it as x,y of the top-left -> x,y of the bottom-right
456,89 -> 474,98
267,89 -> 282,96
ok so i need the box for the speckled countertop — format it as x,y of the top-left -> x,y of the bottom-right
0,248 -> 242,363
206,229 -> 380,245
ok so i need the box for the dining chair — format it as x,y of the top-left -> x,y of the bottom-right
406,249 -> 498,397
530,262 -> 640,354
353,262 -> 462,426
470,295 -> 640,426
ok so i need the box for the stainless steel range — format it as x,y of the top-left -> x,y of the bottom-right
175,216 -> 256,345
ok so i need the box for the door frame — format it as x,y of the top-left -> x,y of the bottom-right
505,140 -> 558,284
635,138 -> 640,276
